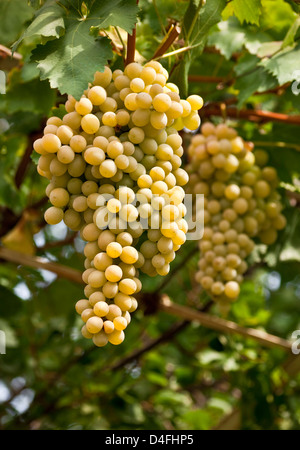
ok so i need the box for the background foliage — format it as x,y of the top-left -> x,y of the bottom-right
0,0 -> 300,430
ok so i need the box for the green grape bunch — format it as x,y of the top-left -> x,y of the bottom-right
33,60 -> 204,347
185,122 -> 286,314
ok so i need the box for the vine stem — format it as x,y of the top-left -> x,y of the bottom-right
0,246 -> 83,284
159,295 -> 292,351
0,44 -> 22,60
202,104 -> 300,125
252,140 -> 300,152
153,42 -> 203,60
0,247 -> 293,351
125,0 -> 139,66
152,24 -> 181,60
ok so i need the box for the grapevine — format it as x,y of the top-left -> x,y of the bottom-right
33,60 -> 203,347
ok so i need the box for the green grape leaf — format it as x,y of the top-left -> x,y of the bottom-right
172,0 -> 226,97
259,43 -> 300,84
31,20 -> 113,98
186,0 -> 227,45
235,67 -> 277,107
232,0 -> 262,26
208,17 -> 271,60
282,15 -> 300,48
234,55 -> 278,107
256,41 -> 283,58
2,69 -> 56,115
12,1 -> 66,53
208,20 -> 245,60
88,0 -> 139,34
0,0 -> 34,46
29,0 -> 139,98
260,0 -> 297,40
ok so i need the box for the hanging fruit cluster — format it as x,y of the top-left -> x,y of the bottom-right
33,60 -> 203,346
185,122 -> 286,313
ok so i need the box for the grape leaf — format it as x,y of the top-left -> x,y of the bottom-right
259,43 -> 300,84
2,69 -> 56,115
88,0 -> 140,34
187,0 -> 227,45
208,21 -> 245,60
234,54 -> 277,107
256,41 -> 283,58
208,18 -> 271,60
282,15 -> 300,48
232,0 -> 262,26
0,0 -> 34,46
235,68 -> 277,107
31,20 -> 113,98
172,0 -> 226,96
260,0 -> 297,40
30,0 -> 139,98
12,1 -> 65,53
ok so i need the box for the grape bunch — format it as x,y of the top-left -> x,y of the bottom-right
185,122 -> 286,313
33,60 -> 203,346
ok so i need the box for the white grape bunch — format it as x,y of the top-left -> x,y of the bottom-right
33,60 -> 204,346
186,122 -> 286,314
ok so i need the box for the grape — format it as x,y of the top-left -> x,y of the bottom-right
75,299 -> 90,315
113,316 -> 128,331
119,278 -> 137,295
93,331 -> 109,347
49,188 -> 69,208
86,316 -> 103,334
108,329 -> 125,345
57,145 -> 75,164
152,93 -> 172,112
105,265 -> 123,282
186,95 -> 204,110
81,308 -> 94,323
259,228 -> 278,245
44,206 -> 64,225
42,134 -> 61,153
254,180 -> 271,198
120,246 -> 138,264
187,122 -> 285,312
75,98 -> 93,115
82,223 -> 100,241
224,281 -> 240,299
93,301 -> 109,317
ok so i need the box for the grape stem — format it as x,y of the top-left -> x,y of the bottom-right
151,23 -> 181,60
125,0 -> 139,66
153,41 -> 204,61
0,44 -> 22,60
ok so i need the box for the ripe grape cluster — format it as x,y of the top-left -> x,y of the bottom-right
33,60 -> 203,346
186,122 -> 286,313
